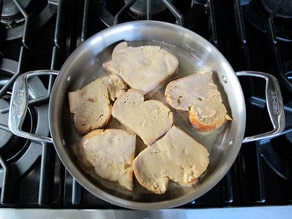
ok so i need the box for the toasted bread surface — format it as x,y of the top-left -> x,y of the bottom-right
68,78 -> 111,135
112,89 -> 173,145
103,42 -> 178,95
77,129 -> 136,191
133,126 -> 209,194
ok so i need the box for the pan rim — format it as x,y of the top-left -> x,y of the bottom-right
49,20 -> 246,210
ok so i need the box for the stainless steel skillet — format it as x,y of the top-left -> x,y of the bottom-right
8,21 -> 285,210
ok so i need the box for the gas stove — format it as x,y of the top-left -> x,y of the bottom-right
0,0 -> 292,217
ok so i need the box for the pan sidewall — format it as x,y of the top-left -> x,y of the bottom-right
49,21 -> 246,209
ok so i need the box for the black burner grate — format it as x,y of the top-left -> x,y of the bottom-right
0,0 -> 291,209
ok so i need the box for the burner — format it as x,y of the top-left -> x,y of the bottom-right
260,0 -> 292,19
255,138 -> 292,203
99,0 -> 189,26
1,0 -> 34,28
0,98 -> 11,148
242,0 -> 292,42
0,58 -> 49,178
0,60 -> 14,149
0,0 -> 56,41
1,0 -> 31,17
271,129 -> 292,160
124,0 -> 171,19
0,70 -> 33,162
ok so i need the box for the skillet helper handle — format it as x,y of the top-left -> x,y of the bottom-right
236,71 -> 285,143
8,70 -> 59,144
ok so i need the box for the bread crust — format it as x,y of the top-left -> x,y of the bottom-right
68,78 -> 112,135
165,71 -> 229,131
188,101 -> 227,131
68,73 -> 128,135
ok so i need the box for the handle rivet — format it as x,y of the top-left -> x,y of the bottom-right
222,75 -> 227,83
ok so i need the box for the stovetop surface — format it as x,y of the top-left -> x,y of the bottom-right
0,0 -> 292,210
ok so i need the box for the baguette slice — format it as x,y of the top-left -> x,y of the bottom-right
68,74 -> 127,135
103,42 -> 179,95
112,89 -> 173,145
68,78 -> 111,135
165,71 -> 229,131
133,126 -> 209,194
77,129 -> 136,191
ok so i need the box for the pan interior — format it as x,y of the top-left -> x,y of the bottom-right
49,21 -> 245,209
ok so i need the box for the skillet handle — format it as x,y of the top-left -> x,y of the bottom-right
8,70 -> 59,144
236,71 -> 285,143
